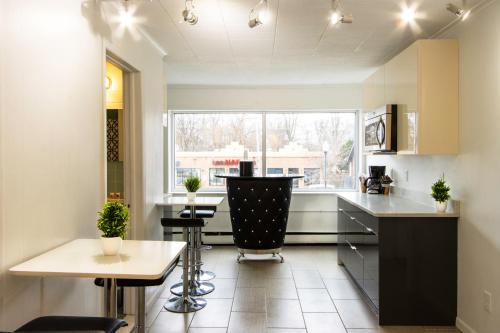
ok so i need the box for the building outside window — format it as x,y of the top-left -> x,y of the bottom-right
267,168 -> 284,175
170,111 -> 357,192
304,168 -> 321,186
288,168 -> 300,188
209,168 -> 225,186
176,168 -> 201,186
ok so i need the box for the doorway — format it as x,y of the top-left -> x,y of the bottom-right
104,51 -> 141,318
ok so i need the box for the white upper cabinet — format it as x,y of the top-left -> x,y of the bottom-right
363,39 -> 459,155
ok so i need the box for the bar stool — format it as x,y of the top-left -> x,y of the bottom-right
161,217 -> 207,312
94,256 -> 178,333
12,316 -> 127,333
179,205 -> 216,281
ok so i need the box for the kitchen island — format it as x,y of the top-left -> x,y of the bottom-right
337,193 -> 459,326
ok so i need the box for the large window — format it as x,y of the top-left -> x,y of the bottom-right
170,111 -> 357,192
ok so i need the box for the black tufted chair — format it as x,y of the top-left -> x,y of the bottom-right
225,176 -> 299,263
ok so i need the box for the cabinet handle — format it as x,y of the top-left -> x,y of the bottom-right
350,216 -> 356,220
338,208 -> 343,212
366,227 -> 373,233
350,245 -> 357,251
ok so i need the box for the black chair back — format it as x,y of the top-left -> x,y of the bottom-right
226,178 -> 293,250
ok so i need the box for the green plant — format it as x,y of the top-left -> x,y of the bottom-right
184,176 -> 201,193
97,202 -> 129,238
431,176 -> 451,203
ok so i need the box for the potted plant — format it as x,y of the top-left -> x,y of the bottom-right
184,175 -> 201,202
431,176 -> 451,212
97,202 -> 129,255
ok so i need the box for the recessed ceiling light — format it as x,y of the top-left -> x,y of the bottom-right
118,1 -> 134,27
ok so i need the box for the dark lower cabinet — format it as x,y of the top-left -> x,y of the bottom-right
337,197 -> 457,326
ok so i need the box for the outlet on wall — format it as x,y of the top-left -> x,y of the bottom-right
483,290 -> 493,313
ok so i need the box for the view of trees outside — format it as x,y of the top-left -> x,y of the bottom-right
173,112 -> 356,191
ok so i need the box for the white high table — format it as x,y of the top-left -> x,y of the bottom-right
9,239 -> 186,318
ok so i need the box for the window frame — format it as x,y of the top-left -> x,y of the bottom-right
168,109 -> 360,194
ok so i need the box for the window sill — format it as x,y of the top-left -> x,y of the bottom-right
166,189 -> 357,195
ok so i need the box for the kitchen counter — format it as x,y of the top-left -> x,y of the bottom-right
337,192 -> 459,218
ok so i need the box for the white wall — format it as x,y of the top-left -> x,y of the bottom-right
0,1 -> 165,330
165,84 -> 362,241
167,84 -> 362,110
368,2 -> 500,332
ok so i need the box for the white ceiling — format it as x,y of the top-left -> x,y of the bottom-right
128,0 -> 480,85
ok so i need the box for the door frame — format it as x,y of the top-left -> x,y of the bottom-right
104,50 -> 143,316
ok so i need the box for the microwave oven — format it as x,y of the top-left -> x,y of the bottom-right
364,105 -> 398,153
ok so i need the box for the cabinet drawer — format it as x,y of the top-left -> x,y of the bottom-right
338,198 -> 379,234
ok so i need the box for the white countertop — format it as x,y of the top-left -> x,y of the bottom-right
337,192 -> 460,218
156,196 -> 225,207
9,239 -> 186,279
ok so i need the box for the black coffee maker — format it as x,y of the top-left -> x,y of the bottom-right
364,166 -> 386,194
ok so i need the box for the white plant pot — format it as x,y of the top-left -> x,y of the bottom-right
187,192 -> 196,203
435,200 -> 448,213
100,236 -> 122,256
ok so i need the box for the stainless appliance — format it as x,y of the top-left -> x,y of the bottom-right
365,165 -> 386,194
364,105 -> 397,153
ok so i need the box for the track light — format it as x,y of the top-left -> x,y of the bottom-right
446,3 -> 470,20
330,0 -> 353,25
182,0 -> 198,25
249,0 -> 271,28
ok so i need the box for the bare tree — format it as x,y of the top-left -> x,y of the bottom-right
175,114 -> 202,151
282,114 -> 298,142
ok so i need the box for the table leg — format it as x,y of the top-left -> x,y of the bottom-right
103,278 -> 118,318
182,227 -> 189,302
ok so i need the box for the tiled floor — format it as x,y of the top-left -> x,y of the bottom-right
147,246 -> 461,333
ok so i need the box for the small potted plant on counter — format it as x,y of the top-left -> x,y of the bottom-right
184,175 -> 201,202
381,175 -> 393,195
97,201 -> 129,255
431,175 -> 451,212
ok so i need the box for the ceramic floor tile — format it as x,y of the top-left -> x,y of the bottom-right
227,312 -> 267,333
297,288 -> 337,312
146,296 -> 167,328
318,265 -> 349,279
324,278 -> 362,300
188,328 -> 227,333
204,278 -> 236,299
292,270 -> 325,288
335,299 -> 378,329
266,299 -> 305,329
190,298 -> 233,327
347,328 -> 425,333
303,313 -> 347,333
266,329 -> 307,333
148,311 -> 194,333
265,278 -> 298,299
233,287 -> 267,312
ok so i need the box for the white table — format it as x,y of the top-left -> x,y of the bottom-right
156,196 -> 225,208
9,239 -> 186,318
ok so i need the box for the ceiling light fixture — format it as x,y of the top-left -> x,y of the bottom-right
446,3 -> 470,20
118,0 -> 135,27
401,6 -> 416,23
182,0 -> 198,25
330,0 -> 353,25
249,0 -> 271,28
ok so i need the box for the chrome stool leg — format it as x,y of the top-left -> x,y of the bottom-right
171,227 -> 214,297
194,227 -> 215,281
164,227 -> 206,313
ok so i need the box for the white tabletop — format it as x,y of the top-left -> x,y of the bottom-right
9,239 -> 186,279
156,196 -> 225,207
